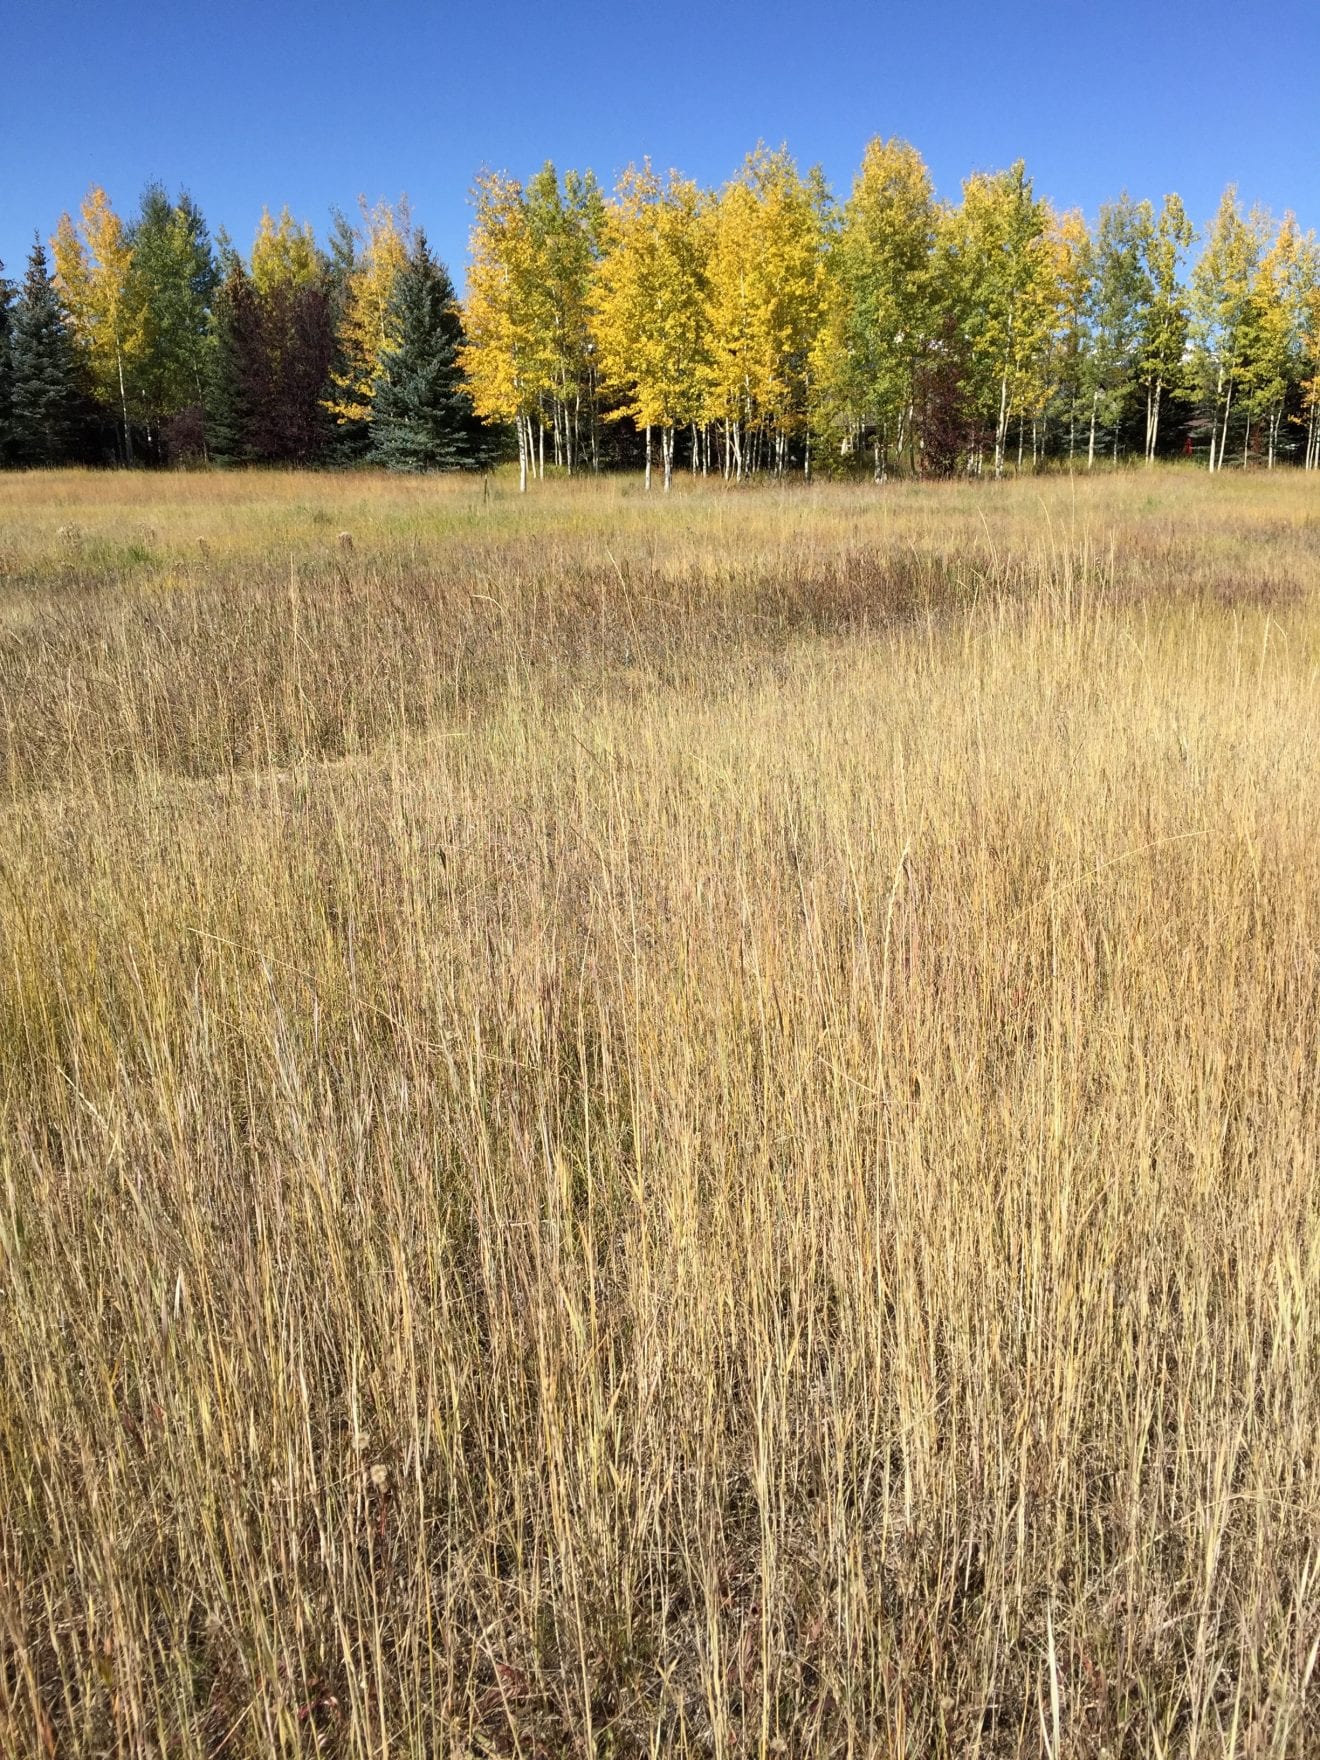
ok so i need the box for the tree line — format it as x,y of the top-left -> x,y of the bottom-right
2,141 -> 1319,482
0,189 -> 490,473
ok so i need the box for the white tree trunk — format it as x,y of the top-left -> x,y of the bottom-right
1148,379 -> 1163,463
115,339 -> 132,465
1217,379 -> 1233,472
994,369 -> 1009,478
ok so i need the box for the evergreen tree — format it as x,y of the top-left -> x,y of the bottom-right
10,239 -> 81,465
206,221 -> 335,466
371,234 -> 487,470
323,206 -> 369,462
246,209 -> 335,462
258,278 -> 335,462
205,250 -> 260,463
0,260 -> 16,465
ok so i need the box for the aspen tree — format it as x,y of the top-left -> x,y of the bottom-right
460,172 -> 552,491
1189,188 -> 1266,472
52,188 -> 140,461
250,207 -> 322,299
1083,194 -> 1153,467
703,173 -> 761,477
591,164 -> 710,492
524,165 -> 604,474
809,138 -> 935,478
1299,250 -> 1320,471
943,163 -> 1057,476
127,186 -> 218,450
1138,194 -> 1194,462
703,147 -> 825,476
1048,209 -> 1093,463
755,150 -> 827,473
1241,216 -> 1314,468
324,199 -> 411,429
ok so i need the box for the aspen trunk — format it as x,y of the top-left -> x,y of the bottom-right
1217,380 -> 1233,472
645,424 -> 652,492
994,369 -> 1009,478
115,340 -> 132,465
662,425 -> 674,493
517,415 -> 528,494
1208,365 -> 1225,472
1087,390 -> 1098,470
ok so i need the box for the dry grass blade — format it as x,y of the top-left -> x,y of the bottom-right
0,465 -> 1318,1757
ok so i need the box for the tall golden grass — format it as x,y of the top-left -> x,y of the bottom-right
1,466 -> 1318,1757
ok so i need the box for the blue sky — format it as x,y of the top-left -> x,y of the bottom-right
2,0 -> 1316,287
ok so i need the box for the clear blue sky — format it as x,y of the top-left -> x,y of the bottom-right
2,0 -> 1316,287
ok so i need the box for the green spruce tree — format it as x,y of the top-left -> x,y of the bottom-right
324,205 -> 371,462
0,259 -> 16,465
205,246 -> 259,463
370,233 -> 488,471
10,239 -> 81,465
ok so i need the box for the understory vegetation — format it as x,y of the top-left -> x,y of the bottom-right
1,467 -> 1318,1757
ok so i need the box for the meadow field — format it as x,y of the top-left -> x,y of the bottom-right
1,465 -> 1318,1758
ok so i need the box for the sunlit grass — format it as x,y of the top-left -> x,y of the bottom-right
1,466 -> 1318,1756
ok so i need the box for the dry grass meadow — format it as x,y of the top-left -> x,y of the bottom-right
1,465 -> 1318,1758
